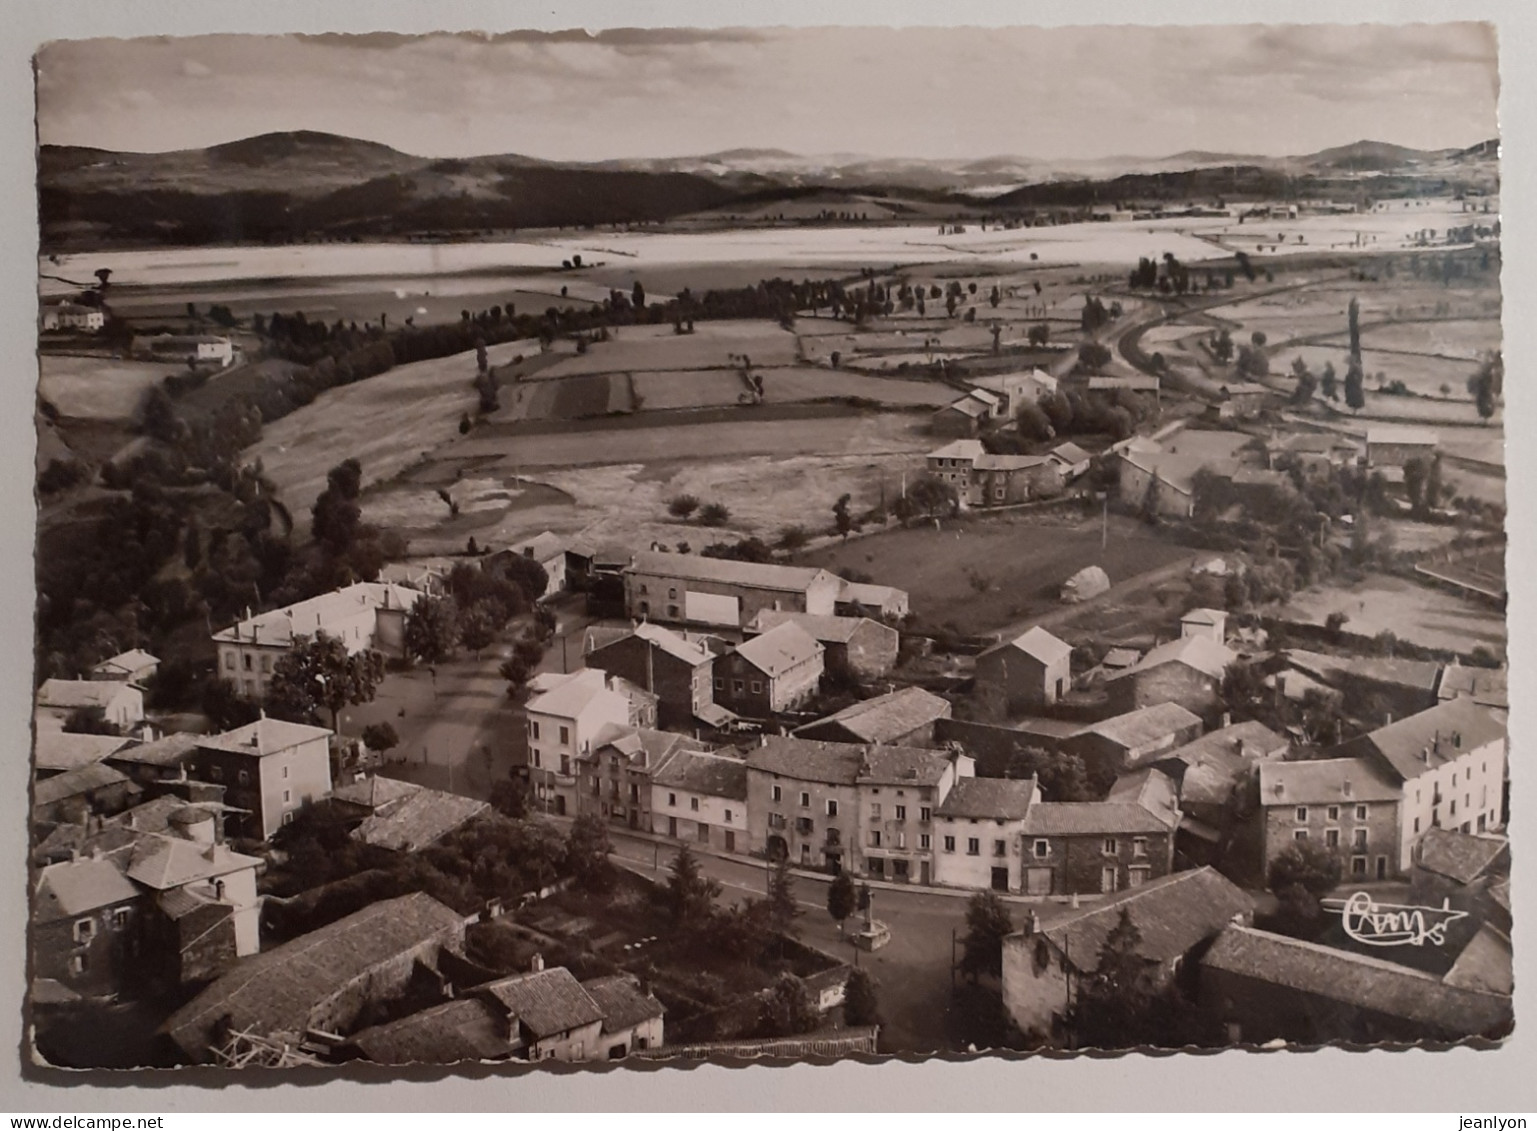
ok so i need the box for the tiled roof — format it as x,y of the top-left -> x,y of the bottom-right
352,790 -> 489,854
1108,635 -> 1234,683
1202,925 -> 1510,1036
92,649 -> 159,677
1145,721 -> 1287,769
627,551 -> 833,593
1021,801 -> 1174,836
34,732 -> 133,774
1085,703 -> 1202,750
105,733 -> 200,768
196,717 -> 332,758
1415,828 -> 1509,886
733,622 -> 823,677
125,835 -> 262,891
1181,607 -> 1226,627
981,625 -> 1072,667
33,857 -> 140,922
526,668 -> 620,720
481,968 -> 606,1039
210,581 -> 420,647
507,531 -> 566,563
590,726 -> 708,771
1106,767 -> 1181,825
652,749 -> 749,801
934,776 -> 1038,820
836,581 -> 907,608
939,395 -> 992,420
745,610 -> 887,646
858,743 -> 954,786
973,453 -> 1053,472
36,679 -> 136,711
1345,697 -> 1506,782
164,893 -> 466,1057
1030,867 -> 1253,967
350,997 -> 515,1065
1050,441 -> 1092,464
1258,757 -> 1401,808
330,775 -> 422,811
749,737 -> 945,787
1285,648 -> 1442,693
583,975 -> 666,1033
33,762 -> 134,808
1443,924 -> 1513,996
1437,664 -> 1509,709
629,622 -> 713,666
794,687 -> 950,744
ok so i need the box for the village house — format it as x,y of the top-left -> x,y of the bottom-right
930,392 -> 999,437
584,621 -> 716,729
1179,607 -> 1227,643
713,621 -> 824,717
488,531 -> 568,600
794,686 -> 952,748
745,610 -> 899,680
526,669 -> 642,817
34,732 -> 135,778
1200,925 -> 1512,1045
40,300 -> 105,333
190,716 -> 334,840
32,763 -> 141,827
1104,633 -> 1235,719
965,368 -> 1058,415
577,726 -> 712,833
1281,649 -> 1444,720
1087,374 -> 1161,397
89,649 -> 160,686
1001,866 -> 1253,1039
1333,696 -> 1507,871
1408,827 -> 1511,947
1115,430 -> 1252,518
376,559 -> 453,597
1264,431 -> 1362,474
974,626 -> 1073,713
744,736 -> 972,880
835,580 -> 909,621
330,776 -> 489,854
1365,425 -> 1439,468
1436,661 -> 1509,717
1257,757 -> 1402,881
932,776 -> 1041,893
624,550 -> 841,628
35,679 -> 145,736
211,581 -> 420,701
1047,441 -> 1093,481
104,733 -> 202,788
925,439 -> 1063,508
31,855 -> 144,1001
1017,780 -> 1179,897
134,333 -> 235,367
163,892 -> 468,1063
651,746 -> 750,853
1068,702 -> 1204,784
1213,381 -> 1277,420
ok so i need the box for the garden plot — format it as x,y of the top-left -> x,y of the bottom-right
1277,572 -> 1505,655
631,369 -> 752,411
38,356 -> 184,421
755,367 -> 951,406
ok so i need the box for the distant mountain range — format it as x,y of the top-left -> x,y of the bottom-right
37,130 -> 1498,251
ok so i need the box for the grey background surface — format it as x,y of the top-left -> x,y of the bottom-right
1,0 -> 1530,1112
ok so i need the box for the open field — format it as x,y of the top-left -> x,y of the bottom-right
1357,318 -> 1501,360
630,369 -> 749,410
1282,343 -> 1482,401
37,355 -> 184,421
1276,572 -> 1505,655
532,320 -> 801,378
755,367 -> 952,405
798,512 -> 1196,634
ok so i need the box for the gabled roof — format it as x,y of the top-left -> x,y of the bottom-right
481,968 -> 606,1039
352,790 -> 490,854
652,749 -> 749,801
627,551 -> 834,594
330,774 -> 422,811
1030,867 -> 1253,968
164,893 -> 466,1057
981,625 -> 1072,667
1180,607 -> 1226,628
1343,697 -> 1506,782
583,975 -> 666,1034
1084,703 -> 1202,750
1133,720 -> 1286,772
934,776 -> 1038,820
625,622 -> 713,666
33,857 -> 140,922
210,581 -> 420,647
349,996 -> 515,1065
124,835 -> 262,891
33,762 -> 134,808
748,736 -> 950,787
837,580 -> 907,608
1049,441 -> 1092,465
1021,801 -> 1175,836
939,395 -> 993,420
1108,635 -> 1235,683
1202,925 -> 1510,1036
526,668 -> 621,720
745,610 -> 889,646
589,726 -> 709,771
1106,767 -> 1181,825
507,531 -> 566,564
857,743 -> 954,787
1415,828 -> 1509,886
733,622 -> 823,677
91,649 -> 159,677
105,732 -> 200,768
1443,924 -> 1513,996
1284,648 -> 1442,693
1437,664 -> 1508,710
196,717 -> 332,758
1258,757 -> 1400,808
795,686 -> 950,744
974,453 -> 1054,472
34,732 -> 133,774
36,679 -> 138,711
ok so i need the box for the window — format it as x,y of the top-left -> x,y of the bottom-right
210,766 -> 223,782
870,831 -> 882,848
895,805 -> 907,821
532,750 -> 542,768
112,907 -> 130,931
1452,772 -> 1458,788
725,809 -> 733,824
967,838 -> 980,856
1413,816 -> 1421,834
73,918 -> 95,944
993,839 -> 1006,857
1128,866 -> 1151,888
225,654 -> 236,671
750,680 -> 763,695
771,786 -> 782,803
733,679 -> 745,694
560,754 -> 571,776
238,769 -> 250,786
559,726 -> 570,745
282,765 -> 289,780
698,823 -> 710,844
1326,829 -> 1340,848
282,812 -> 294,826
668,793 -> 677,807
530,721 -> 541,740
1327,806 -> 1339,821
243,654 -> 253,671
261,655 -> 272,673
1033,839 -> 1049,858
68,954 -> 88,977
895,832 -> 907,849
1351,856 -> 1368,877
920,806 -> 931,822
1102,838 -> 1118,855
943,835 -> 956,852
1295,806 -> 1308,822
1353,828 -> 1367,849
714,677 -> 724,691
826,800 -> 839,817
798,791 -> 810,808
768,813 -> 786,829
282,789 -> 292,804
920,834 -> 931,850
1294,829 -> 1308,841
870,803 -> 882,820
690,797 -> 699,812
668,587 -> 677,600
639,584 -> 648,595
1356,804 -> 1368,820
1132,837 -> 1147,858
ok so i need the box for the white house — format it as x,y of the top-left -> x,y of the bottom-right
40,301 -> 105,333
35,680 -> 145,735
649,747 -> 750,853
932,776 -> 1042,892
90,649 -> 160,686
526,669 -> 637,816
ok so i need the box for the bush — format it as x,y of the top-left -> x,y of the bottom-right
667,494 -> 700,520
698,502 -> 731,527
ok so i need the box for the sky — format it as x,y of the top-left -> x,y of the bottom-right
35,24 -> 1499,162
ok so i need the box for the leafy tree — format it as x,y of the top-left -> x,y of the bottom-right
667,494 -> 700,520
1343,362 -> 1366,411
404,594 -> 460,664
564,814 -> 615,892
665,842 -> 721,927
632,280 -> 646,310
1072,907 -> 1169,1049
311,458 -> 364,552
827,870 -> 857,936
495,555 -> 549,606
959,891 -> 1014,982
698,502 -> 731,527
202,677 -> 262,732
1468,352 -> 1502,422
758,974 -> 821,1038
1319,360 -> 1338,401
1268,839 -> 1343,937
833,494 -> 856,538
767,856 -> 803,938
264,631 -> 386,735
1016,401 -> 1053,442
895,473 -> 958,522
1211,328 -> 1234,363
459,602 -> 497,657
361,722 -> 399,757
63,708 -> 119,736
499,654 -> 532,696
1078,341 -> 1112,371
777,525 -> 809,551
843,967 -> 882,1027
489,777 -> 530,818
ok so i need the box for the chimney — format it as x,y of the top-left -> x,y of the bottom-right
529,952 -> 545,974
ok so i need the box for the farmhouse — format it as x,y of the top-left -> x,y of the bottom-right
835,580 -> 909,620
212,582 -> 420,701
1200,925 -> 1512,1045
651,746 -> 750,852
488,532 -> 568,599
1437,662 -> 1508,715
1214,382 -> 1277,420
1017,781 -> 1180,897
1281,649 -> 1443,719
1265,431 -> 1362,472
925,440 -> 1063,508
339,779 -> 489,854
1409,827 -> 1511,939
1365,426 -> 1439,468
90,649 -> 160,686
35,679 -> 145,736
1104,634 -> 1235,718
964,369 -> 1058,415
1002,867 -> 1253,1038
624,550 -> 840,628
33,732 -> 135,777
31,856 -> 144,1001
192,716 -> 334,840
134,333 -> 235,367
575,726 -> 711,834
1179,607 -> 1227,643
745,610 -> 898,680
32,763 -> 140,825
126,832 -> 265,987
794,686 -> 952,747
974,626 -> 1073,713
932,776 -> 1041,893
1257,757 -> 1402,881
1047,441 -> 1093,481
584,622 -> 716,729
1069,702 -> 1204,782
40,300 -> 105,333
930,392 -> 1000,437
714,622 -> 824,717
